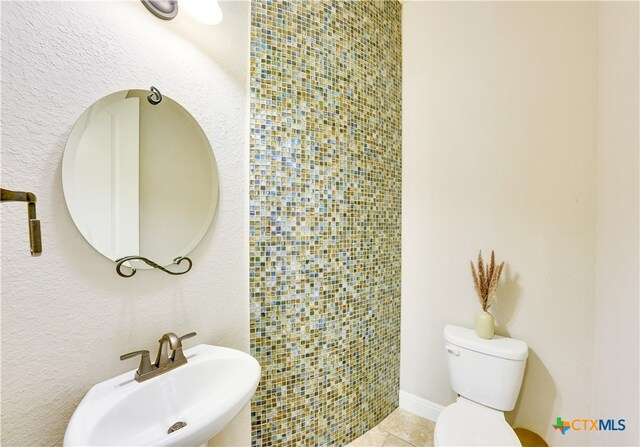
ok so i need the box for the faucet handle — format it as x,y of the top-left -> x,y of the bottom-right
120,350 -> 154,377
172,332 -> 197,363
178,332 -> 197,342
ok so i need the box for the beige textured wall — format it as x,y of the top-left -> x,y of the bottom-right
591,2 -> 640,446
1,2 -> 251,446
402,2 -> 601,445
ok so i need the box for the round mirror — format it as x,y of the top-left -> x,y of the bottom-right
63,89 -> 218,272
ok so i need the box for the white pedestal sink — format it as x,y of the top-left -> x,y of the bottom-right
64,345 -> 261,446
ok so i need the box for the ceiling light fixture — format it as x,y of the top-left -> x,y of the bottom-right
180,0 -> 223,25
141,0 -> 178,20
140,0 -> 223,25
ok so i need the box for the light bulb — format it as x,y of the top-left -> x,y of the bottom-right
180,0 -> 223,25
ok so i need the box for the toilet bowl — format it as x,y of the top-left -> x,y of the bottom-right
435,325 -> 528,447
434,397 -> 521,446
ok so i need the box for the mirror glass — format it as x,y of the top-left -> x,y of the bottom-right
63,89 -> 219,269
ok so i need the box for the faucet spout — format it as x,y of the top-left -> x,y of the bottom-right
162,332 -> 181,349
155,332 -> 182,368
122,331 -> 196,382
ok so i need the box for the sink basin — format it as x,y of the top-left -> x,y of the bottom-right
64,345 -> 261,446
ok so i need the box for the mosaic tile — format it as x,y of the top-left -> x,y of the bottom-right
249,1 -> 402,445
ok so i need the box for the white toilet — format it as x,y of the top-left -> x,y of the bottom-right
434,325 -> 528,446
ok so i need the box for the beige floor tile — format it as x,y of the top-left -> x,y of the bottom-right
378,408 -> 435,447
346,426 -> 390,447
382,434 -> 414,447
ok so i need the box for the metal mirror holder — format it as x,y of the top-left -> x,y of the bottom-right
115,256 -> 192,278
63,85 -> 217,279
115,87 -> 190,278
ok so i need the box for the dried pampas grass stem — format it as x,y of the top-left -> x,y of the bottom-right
470,250 -> 504,312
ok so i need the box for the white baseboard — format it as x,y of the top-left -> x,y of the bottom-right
399,390 -> 444,422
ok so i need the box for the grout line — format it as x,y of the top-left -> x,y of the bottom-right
349,408 -> 436,447
380,429 -> 391,446
369,408 -> 434,447
377,424 -> 419,447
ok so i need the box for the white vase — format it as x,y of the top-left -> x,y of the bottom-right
476,310 -> 495,339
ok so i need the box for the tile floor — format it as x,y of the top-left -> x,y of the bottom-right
347,408 -> 436,447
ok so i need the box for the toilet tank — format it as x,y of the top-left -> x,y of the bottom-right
444,325 -> 528,411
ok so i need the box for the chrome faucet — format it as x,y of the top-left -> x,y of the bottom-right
120,331 -> 196,382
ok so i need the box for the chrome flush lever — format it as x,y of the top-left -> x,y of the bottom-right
445,344 -> 460,356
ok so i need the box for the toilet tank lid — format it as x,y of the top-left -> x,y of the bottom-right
444,325 -> 528,360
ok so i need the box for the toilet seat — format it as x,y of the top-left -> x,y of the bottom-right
434,397 -> 521,446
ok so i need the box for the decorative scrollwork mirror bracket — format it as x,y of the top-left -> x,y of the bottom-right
115,256 -> 192,278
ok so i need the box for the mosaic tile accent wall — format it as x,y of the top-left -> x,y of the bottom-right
249,1 -> 402,445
